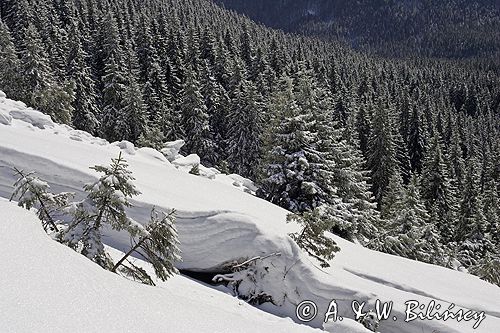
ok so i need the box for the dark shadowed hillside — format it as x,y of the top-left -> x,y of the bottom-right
215,0 -> 500,63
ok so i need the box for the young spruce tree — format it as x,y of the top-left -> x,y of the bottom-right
63,153 -> 140,269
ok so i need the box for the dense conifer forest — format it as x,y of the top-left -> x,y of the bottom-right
0,0 -> 499,283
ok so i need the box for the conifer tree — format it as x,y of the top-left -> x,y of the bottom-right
135,15 -> 157,81
239,23 -> 255,71
18,22 -> 71,121
101,54 -> 127,142
258,76 -> 314,212
227,79 -> 263,178
137,17 -> 172,139
456,157 -> 492,267
121,75 -> 148,143
332,140 -> 380,243
180,70 -> 214,162
406,174 -> 445,264
381,171 -> 405,220
66,22 -> 100,134
420,133 -> 457,242
292,68 -> 340,210
45,6 -> 69,81
112,208 -> 181,284
375,174 -> 444,264
200,27 -> 217,66
164,33 -> 184,102
0,18 -> 22,100
367,99 -> 398,206
21,13 -> 75,125
161,29 -> 185,141
481,152 -> 499,245
355,102 -> 372,157
313,80 -> 379,241
200,60 -> 227,166
483,177 -> 500,246
446,119 -> 466,191
63,153 -> 141,269
143,58 -> 172,130
407,106 -> 426,174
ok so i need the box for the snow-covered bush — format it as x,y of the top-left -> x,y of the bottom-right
356,310 -> 380,332
161,139 -> 185,161
287,207 -> 340,268
213,253 -> 282,305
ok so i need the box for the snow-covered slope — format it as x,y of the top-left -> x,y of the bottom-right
1,92 -> 499,333
0,198 -> 319,333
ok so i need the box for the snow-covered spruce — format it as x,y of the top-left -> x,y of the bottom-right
62,152 -> 142,269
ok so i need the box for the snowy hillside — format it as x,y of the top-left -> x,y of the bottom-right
0,198 -> 319,333
1,91 -> 500,333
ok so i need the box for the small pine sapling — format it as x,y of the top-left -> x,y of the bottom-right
112,208 -> 181,285
10,168 -> 73,233
85,152 -> 140,231
63,203 -> 115,269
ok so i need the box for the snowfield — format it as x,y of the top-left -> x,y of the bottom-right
1,92 -> 500,333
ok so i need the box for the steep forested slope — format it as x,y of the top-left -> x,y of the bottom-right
0,0 -> 499,286
216,0 -> 500,63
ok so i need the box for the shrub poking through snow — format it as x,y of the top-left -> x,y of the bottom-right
112,208 -> 181,285
189,164 -> 200,175
213,253 -> 281,305
356,310 -> 380,332
10,167 -> 73,233
287,207 -> 340,268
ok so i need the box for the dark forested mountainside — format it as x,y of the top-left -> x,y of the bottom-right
216,0 -> 500,65
0,0 -> 499,283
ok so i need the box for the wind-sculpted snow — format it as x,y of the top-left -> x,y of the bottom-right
1,92 -> 499,333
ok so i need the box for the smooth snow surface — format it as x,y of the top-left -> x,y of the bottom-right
1,92 -> 500,333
